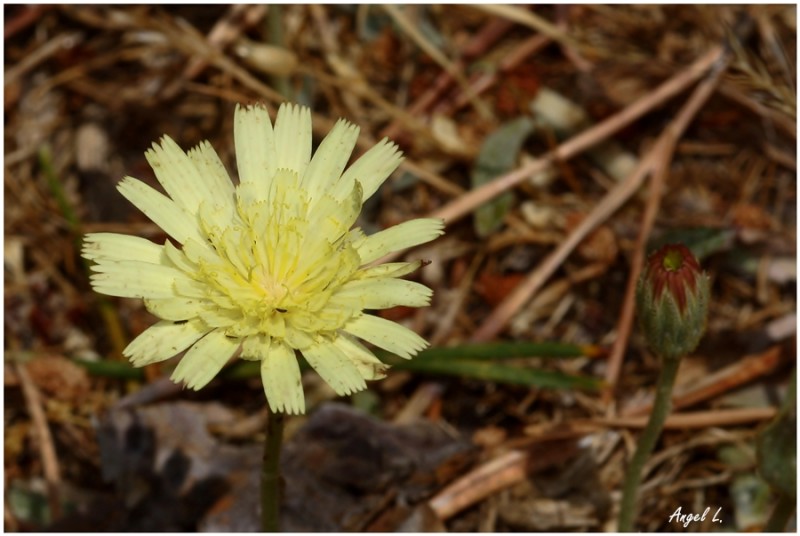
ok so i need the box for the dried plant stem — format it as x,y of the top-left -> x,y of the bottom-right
618,356 -> 680,532
16,363 -> 62,521
383,5 -> 491,119
429,450 -> 527,520
381,18 -> 512,139
588,407 -> 777,429
262,409 -> 285,532
438,32 -> 551,116
473,4 -> 582,53
623,346 -> 782,417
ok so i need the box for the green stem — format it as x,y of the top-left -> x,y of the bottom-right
261,409 -> 285,532
765,493 -> 795,532
618,356 -> 681,532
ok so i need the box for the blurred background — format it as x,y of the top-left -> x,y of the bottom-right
3,4 -> 796,532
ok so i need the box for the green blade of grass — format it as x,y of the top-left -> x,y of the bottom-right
379,341 -> 601,362
389,356 -> 601,390
75,340 -> 603,391
73,358 -> 145,380
40,146 -> 128,358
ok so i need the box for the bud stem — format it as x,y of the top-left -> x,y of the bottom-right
618,356 -> 681,531
262,408 -> 285,532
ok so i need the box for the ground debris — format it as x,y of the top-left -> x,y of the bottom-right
4,4 -> 795,532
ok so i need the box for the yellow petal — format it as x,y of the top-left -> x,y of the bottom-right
301,340 -> 366,396
356,261 -> 423,280
170,329 -> 239,390
145,135 -> 208,215
357,218 -> 444,264
187,140 -> 236,208
173,276 -> 214,299
162,240 -> 198,274
181,237 -> 220,267
302,118 -> 359,202
117,177 -> 203,245
198,306 -> 242,328
82,233 -> 163,264
90,261 -> 191,299
332,334 -> 388,381
337,137 -> 403,202
144,297 -> 207,321
124,319 -> 207,366
260,341 -> 305,414
274,103 -> 312,177
235,103 -> 276,197
283,326 -> 314,350
330,278 -> 432,309
343,314 -> 428,359
241,333 -> 271,359
305,182 -> 362,241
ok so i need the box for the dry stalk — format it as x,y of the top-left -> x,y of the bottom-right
622,346 -> 783,417
430,251 -> 485,345
428,450 -> 528,520
590,406 -> 777,429
438,33 -> 552,116
473,4 -> 582,53
16,363 -> 62,520
383,5 -> 492,119
381,18 -> 512,139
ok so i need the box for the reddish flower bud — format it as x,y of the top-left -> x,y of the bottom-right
636,244 -> 710,360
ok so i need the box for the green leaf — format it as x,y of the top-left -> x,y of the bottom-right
399,341 -> 600,361
648,227 -> 734,261
390,356 -> 600,390
472,117 -> 535,237
756,367 -> 796,498
76,340 -> 602,391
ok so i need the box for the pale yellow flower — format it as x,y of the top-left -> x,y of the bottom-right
83,103 -> 443,414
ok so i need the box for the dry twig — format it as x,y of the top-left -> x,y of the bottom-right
428,450 -> 527,520
15,363 -> 62,520
383,5 -> 492,119
437,33 -> 552,116
588,407 -> 777,429
622,346 -> 783,417
381,18 -> 512,139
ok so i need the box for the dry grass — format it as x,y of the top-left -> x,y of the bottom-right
4,5 -> 796,532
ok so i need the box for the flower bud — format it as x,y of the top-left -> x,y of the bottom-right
636,244 -> 710,360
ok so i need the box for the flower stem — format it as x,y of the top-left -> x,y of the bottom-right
618,356 -> 681,531
262,409 -> 285,532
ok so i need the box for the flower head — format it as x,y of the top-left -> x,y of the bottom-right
83,103 -> 443,414
636,243 -> 710,360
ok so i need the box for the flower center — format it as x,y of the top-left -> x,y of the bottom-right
178,172 -> 366,347
662,248 -> 684,271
